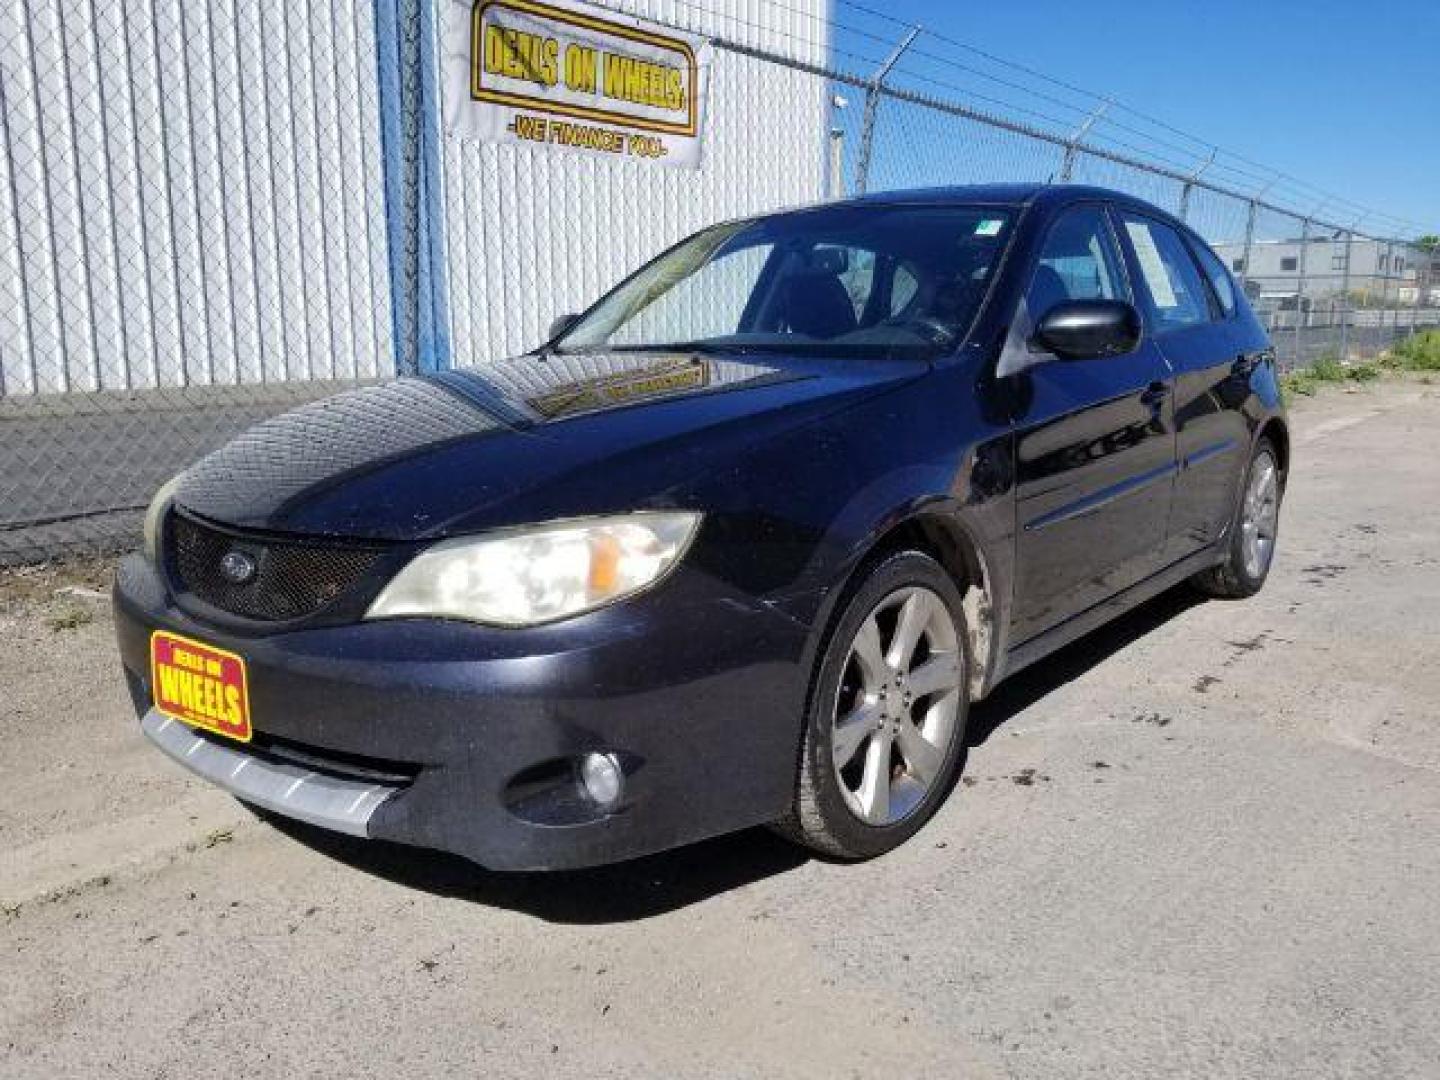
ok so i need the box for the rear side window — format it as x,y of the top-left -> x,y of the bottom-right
1118,213 -> 1212,332
1024,206 -> 1128,319
1190,237 -> 1237,317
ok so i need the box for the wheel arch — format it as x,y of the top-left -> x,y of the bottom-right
1257,415 -> 1290,477
834,510 -> 1002,702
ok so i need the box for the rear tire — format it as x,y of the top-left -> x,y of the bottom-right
1192,437 -> 1284,599
775,551 -> 969,860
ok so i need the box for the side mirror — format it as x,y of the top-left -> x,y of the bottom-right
548,312 -> 580,341
1032,300 -> 1141,361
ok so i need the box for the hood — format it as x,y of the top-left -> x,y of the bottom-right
174,351 -> 927,540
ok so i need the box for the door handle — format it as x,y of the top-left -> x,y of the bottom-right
1140,381 -> 1169,410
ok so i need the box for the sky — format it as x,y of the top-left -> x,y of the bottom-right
827,0 -> 1440,235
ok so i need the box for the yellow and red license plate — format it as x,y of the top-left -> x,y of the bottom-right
150,630 -> 252,742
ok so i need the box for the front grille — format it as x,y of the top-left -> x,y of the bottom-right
191,726 -> 420,786
169,513 -> 384,622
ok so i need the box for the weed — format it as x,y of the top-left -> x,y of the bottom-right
1387,329 -> 1440,372
46,606 -> 93,632
1280,351 -> 1386,399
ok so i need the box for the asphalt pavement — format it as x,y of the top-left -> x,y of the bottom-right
2,377 -> 1438,1079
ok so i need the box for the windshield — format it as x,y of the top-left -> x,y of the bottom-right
554,204 -> 1015,358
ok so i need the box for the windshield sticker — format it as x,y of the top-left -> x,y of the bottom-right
974,219 -> 1004,237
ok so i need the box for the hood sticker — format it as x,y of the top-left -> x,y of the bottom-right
527,356 -> 711,419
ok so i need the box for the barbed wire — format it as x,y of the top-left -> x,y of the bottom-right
663,0 -> 1431,237
829,0 -> 1429,235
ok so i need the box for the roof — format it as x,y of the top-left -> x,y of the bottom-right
842,182 -> 1050,206
737,183 -> 1185,238
834,182 -> 1171,217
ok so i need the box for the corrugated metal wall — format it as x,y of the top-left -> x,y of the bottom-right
0,0 -> 825,397
438,0 -> 829,367
0,0 -> 394,396
0,0 -> 828,559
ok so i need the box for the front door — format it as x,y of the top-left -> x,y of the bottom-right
1008,204 -> 1178,643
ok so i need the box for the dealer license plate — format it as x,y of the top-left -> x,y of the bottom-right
149,630 -> 252,742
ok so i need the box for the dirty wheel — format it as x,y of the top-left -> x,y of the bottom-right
1192,436 -> 1284,599
775,551 -> 969,860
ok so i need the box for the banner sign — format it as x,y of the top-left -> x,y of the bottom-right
444,0 -> 711,168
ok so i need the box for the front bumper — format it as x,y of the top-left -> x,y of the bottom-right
141,709 -> 395,835
114,554 -> 813,870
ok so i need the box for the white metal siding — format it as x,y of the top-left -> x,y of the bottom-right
0,0 -> 826,395
439,0 -> 829,368
0,0 -> 393,396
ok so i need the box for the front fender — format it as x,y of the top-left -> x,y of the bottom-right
704,367 -> 1017,700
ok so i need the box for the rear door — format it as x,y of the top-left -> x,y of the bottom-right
1114,211 -> 1251,560
1008,204 -> 1178,643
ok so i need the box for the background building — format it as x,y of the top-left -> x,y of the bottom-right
0,0 -> 829,560
1213,236 -> 1425,307
0,0 -> 828,397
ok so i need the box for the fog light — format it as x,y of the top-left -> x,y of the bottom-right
579,752 -> 623,808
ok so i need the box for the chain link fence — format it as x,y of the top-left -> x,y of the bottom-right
820,43 -> 1438,376
0,0 -> 390,565
2,0 -> 1434,565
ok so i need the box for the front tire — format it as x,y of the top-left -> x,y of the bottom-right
1192,437 -> 1284,599
776,551 -> 969,860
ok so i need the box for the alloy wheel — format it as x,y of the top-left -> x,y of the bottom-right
830,586 -> 964,826
1240,450 -> 1280,580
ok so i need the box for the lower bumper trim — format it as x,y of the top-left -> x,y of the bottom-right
140,708 -> 397,838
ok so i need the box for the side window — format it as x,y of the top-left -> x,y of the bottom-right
1025,206 -> 1128,320
1191,238 -> 1236,317
1119,214 -> 1212,331
823,247 -> 918,321
832,246 -> 876,320
890,263 -> 920,315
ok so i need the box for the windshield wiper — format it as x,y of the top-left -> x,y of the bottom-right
605,341 -> 761,356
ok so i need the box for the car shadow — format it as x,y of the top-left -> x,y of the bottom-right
255,808 -> 811,925
254,585 -> 1205,924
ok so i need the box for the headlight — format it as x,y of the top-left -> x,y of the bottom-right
142,474 -> 184,563
365,512 -> 701,626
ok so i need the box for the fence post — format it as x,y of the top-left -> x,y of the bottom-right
1059,99 -> 1111,183
375,0 -> 451,375
1409,246 -> 1421,338
828,127 -> 846,200
1240,200 -> 1257,293
854,26 -> 919,195
1178,149 -> 1216,222
1379,239 -> 1394,357
1395,245 -> 1404,340
1295,218 -> 1310,365
1339,229 -> 1353,361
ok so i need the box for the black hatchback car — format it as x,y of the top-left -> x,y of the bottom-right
114,184 -> 1286,869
